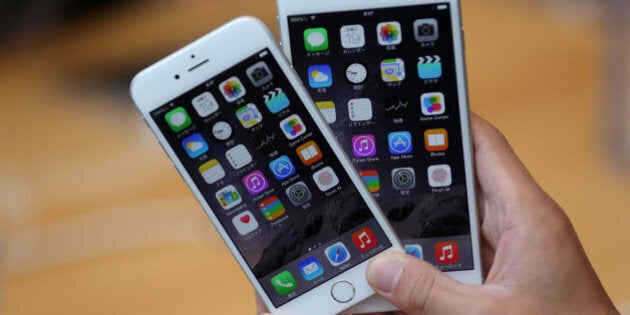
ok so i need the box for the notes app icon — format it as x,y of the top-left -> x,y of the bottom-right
351,227 -> 377,252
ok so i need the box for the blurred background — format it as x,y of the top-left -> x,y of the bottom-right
0,0 -> 628,314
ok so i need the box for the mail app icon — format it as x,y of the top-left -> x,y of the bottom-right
298,257 -> 324,281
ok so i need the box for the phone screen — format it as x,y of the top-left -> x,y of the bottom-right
286,3 -> 475,271
149,48 -> 391,307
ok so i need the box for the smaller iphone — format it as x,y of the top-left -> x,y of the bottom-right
130,17 -> 402,315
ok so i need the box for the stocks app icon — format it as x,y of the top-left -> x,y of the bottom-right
384,95 -> 409,119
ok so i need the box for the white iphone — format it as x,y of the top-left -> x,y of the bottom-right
277,0 -> 483,312
130,17 -> 403,315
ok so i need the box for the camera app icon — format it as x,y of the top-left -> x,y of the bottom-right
246,61 -> 273,87
414,18 -> 439,42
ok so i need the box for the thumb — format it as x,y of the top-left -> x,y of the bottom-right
366,252 -> 480,314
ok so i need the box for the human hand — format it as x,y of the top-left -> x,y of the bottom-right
364,113 -> 620,315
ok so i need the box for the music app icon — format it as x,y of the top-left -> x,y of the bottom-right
435,241 -> 459,265
351,227 -> 378,252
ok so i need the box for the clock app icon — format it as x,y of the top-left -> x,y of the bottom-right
345,63 -> 367,84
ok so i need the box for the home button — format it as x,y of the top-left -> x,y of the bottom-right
330,281 -> 355,303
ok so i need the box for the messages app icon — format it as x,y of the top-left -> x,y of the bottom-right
308,65 -> 333,88
304,28 -> 329,52
165,107 -> 191,132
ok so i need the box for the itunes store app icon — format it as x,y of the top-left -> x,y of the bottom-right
352,134 -> 376,158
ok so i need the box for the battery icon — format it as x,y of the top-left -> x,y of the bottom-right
437,4 -> 448,10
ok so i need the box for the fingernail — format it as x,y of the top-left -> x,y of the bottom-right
366,253 -> 403,294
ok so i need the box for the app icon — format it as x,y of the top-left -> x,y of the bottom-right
296,140 -> 323,166
313,167 -> 340,192
199,159 -> 225,184
316,101 -> 336,123
182,133 -> 208,158
236,103 -> 263,129
388,131 -> 413,155
253,130 -> 278,154
211,121 -> 233,141
424,128 -> 449,151
298,257 -> 324,281
340,24 -> 366,49
246,61 -> 273,87
421,92 -> 446,116
264,88 -> 290,114
219,76 -> 246,102
377,22 -> 402,45
435,241 -> 459,265
348,98 -> 373,121
428,164 -> 452,187
285,181 -> 312,206
271,271 -> 297,296
405,244 -> 423,259
304,28 -> 329,52
226,144 -> 253,169
414,18 -> 439,42
215,185 -> 242,210
269,155 -> 296,180
258,196 -> 286,221
243,170 -> 269,196
192,92 -> 219,118
359,170 -> 380,193
418,55 -> 442,79
352,134 -> 376,158
381,58 -> 406,82
165,107 -> 192,132
232,211 -> 259,235
352,227 -> 377,252
308,65 -> 333,88
280,114 -> 306,140
325,242 -> 351,266
392,167 -> 416,190
345,63 -> 368,84
384,95 -> 409,119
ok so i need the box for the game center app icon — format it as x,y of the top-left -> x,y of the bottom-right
165,107 -> 192,132
219,76 -> 246,102
308,65 -> 333,88
280,114 -> 306,140
421,92 -> 446,115
435,241 -> 459,265
325,242 -> 351,266
258,196 -> 285,222
351,227 -> 377,252
182,133 -> 208,158
232,211 -> 258,236
215,185 -> 242,210
377,21 -> 402,45
298,257 -> 324,281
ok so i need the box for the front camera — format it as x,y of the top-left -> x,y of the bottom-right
174,74 -> 180,80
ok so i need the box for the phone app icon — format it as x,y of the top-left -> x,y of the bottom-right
297,140 -> 323,166
253,130 -> 278,155
428,164 -> 452,187
414,18 -> 439,42
377,21 -> 402,46
348,98 -> 373,121
264,88 -> 290,114
243,170 -> 269,196
269,155 -> 296,180
308,65 -> 333,88
421,92 -> 446,116
298,257 -> 324,281
246,61 -> 273,87
392,167 -> 416,190
325,242 -> 351,266
313,167 -> 340,192
352,227 -> 377,252
280,114 -> 306,140
425,128 -> 449,152
215,185 -> 242,210
359,170 -> 380,193
352,134 -> 377,158
211,121 -> 233,141
316,101 -> 337,124
381,58 -> 406,82
435,241 -> 459,265
258,196 -> 285,221
384,95 -> 409,119
271,271 -> 297,296
285,181 -> 312,206
182,133 -> 208,158
236,103 -> 263,129
304,27 -> 329,52
165,107 -> 192,132
340,24 -> 365,49
199,159 -> 225,184
405,244 -> 423,259
219,76 -> 246,102
191,92 -> 219,118
418,55 -> 442,79
232,210 -> 259,236
388,131 -> 413,155
226,144 -> 253,169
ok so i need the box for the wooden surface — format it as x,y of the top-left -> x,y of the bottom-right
1,1 -> 628,314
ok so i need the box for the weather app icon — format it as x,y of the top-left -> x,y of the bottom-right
182,133 -> 208,158
308,64 -> 333,88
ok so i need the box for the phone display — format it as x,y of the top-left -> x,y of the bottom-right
280,1 -> 481,275
131,18 -> 399,313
